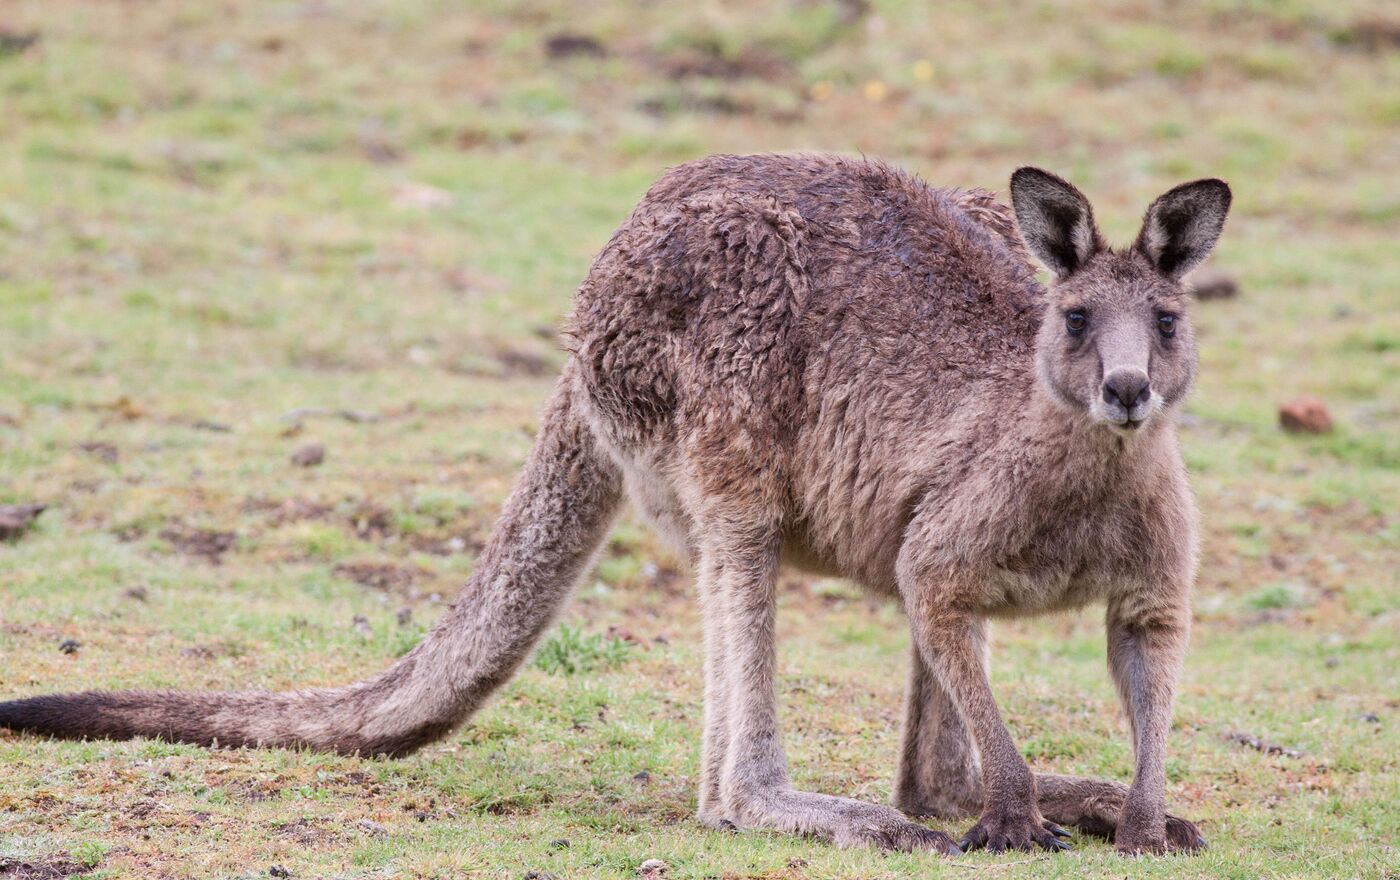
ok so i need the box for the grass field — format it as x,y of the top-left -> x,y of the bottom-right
1,1 -> 1397,877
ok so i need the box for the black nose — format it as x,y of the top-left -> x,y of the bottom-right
1102,372 -> 1151,409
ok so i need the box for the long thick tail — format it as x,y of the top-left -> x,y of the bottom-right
0,377 -> 623,757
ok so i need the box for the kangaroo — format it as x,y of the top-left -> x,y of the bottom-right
0,154 -> 1229,856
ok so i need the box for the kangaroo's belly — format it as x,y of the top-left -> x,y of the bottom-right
975,564 -> 1109,618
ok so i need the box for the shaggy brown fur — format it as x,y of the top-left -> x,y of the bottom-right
0,153 -> 1229,857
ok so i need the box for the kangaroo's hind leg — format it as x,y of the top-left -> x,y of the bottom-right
695,541 -> 733,828
893,642 -> 1206,851
892,641 -> 983,820
695,512 -> 959,854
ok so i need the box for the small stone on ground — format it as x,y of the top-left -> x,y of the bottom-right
291,443 -> 326,467
1279,396 -> 1333,433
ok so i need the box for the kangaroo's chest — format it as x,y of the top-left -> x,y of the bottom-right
974,508 -> 1144,616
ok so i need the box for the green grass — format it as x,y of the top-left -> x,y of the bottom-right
533,624 -> 634,676
0,0 -> 1397,878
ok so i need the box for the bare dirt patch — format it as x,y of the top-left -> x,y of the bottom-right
125,798 -> 162,819
159,525 -> 239,563
270,816 -> 342,846
1226,730 -> 1305,759
544,32 -> 607,59
0,856 -> 88,879
450,345 -> 557,379
179,639 -> 247,662
1188,266 -> 1240,300
406,532 -> 484,557
333,560 -> 432,594
654,44 -> 793,81
494,347 -> 555,378
75,441 -> 119,463
347,502 -> 395,540
242,495 -> 335,525
0,504 -> 46,541
1335,15 -> 1400,53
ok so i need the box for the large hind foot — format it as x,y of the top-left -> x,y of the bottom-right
718,788 -> 960,854
1036,774 -> 1207,853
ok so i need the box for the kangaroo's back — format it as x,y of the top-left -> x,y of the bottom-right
567,153 -> 1043,449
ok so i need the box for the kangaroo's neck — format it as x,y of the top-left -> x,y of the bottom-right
1013,382 -> 1181,494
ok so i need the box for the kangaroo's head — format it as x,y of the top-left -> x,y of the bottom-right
1009,167 -> 1231,435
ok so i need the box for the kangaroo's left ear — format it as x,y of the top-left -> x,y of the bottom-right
1134,178 -> 1232,279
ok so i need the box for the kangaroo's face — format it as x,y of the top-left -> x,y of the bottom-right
1011,168 -> 1231,434
1034,253 -> 1197,432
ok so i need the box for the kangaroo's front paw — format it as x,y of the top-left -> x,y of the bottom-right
960,809 -> 1071,853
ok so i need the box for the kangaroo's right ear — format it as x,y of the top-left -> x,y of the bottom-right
1010,167 -> 1105,279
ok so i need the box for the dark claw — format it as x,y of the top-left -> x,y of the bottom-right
1045,822 -> 1072,839
1043,837 -> 1072,852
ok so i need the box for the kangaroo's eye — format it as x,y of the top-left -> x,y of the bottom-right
1065,311 -> 1087,334
1157,314 -> 1177,337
